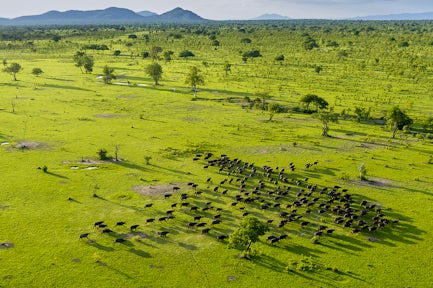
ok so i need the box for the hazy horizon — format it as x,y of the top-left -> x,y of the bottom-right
1,0 -> 433,20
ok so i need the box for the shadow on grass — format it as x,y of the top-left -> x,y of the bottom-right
150,163 -> 194,176
177,242 -> 198,250
88,241 -> 115,252
251,253 -> 286,272
42,83 -> 93,92
44,171 -> 69,179
112,160 -> 147,172
128,248 -> 151,258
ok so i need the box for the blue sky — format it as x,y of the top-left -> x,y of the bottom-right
1,0 -> 433,19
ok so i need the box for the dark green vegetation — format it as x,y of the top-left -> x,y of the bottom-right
1,21 -> 433,287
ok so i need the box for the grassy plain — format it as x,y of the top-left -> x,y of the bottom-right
0,22 -> 433,287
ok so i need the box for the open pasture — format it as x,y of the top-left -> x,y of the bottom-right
0,21 -> 433,287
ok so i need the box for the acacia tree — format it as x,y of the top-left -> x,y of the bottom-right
102,66 -> 115,84
314,111 -> 339,137
3,62 -> 22,81
228,217 -> 268,258
150,46 -> 163,60
300,94 -> 328,112
386,106 -> 413,138
145,62 -> 163,85
73,51 -> 94,74
185,66 -> 204,97
163,50 -> 174,63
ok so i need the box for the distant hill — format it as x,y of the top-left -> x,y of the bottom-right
0,7 -> 208,26
147,7 -> 206,23
251,14 -> 291,20
137,10 -> 158,18
350,12 -> 433,20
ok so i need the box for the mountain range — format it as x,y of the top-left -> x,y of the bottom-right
349,12 -> 433,21
0,7 -> 206,26
1,8 -> 433,26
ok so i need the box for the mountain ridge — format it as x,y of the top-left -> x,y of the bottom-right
0,7 -> 207,26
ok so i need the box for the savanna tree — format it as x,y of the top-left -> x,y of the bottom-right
300,94 -> 328,112
228,217 -> 269,257
102,66 -> 115,84
151,46 -> 163,60
145,62 -> 163,85
73,51 -> 94,74
314,111 -> 339,137
185,66 -> 204,97
386,106 -> 413,138
3,62 -> 22,81
32,68 -> 43,76
163,50 -> 174,63
179,50 -> 195,59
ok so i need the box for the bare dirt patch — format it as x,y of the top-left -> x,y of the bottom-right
353,177 -> 394,188
116,95 -> 139,99
94,114 -> 129,119
14,141 -> 48,150
133,184 -> 183,197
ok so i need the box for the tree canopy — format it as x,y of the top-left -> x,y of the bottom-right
145,62 -> 163,85
102,66 -> 115,84
73,51 -> 94,74
300,94 -> 329,112
228,217 -> 268,257
185,66 -> 205,97
386,106 -> 413,138
3,62 -> 22,81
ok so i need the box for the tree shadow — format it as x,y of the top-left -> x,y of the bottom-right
112,160 -> 146,172
87,241 -> 115,252
177,241 -> 198,250
42,83 -> 92,92
44,171 -> 69,179
250,253 -> 286,272
128,248 -> 151,258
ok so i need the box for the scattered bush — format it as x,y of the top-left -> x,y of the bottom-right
286,255 -> 320,272
97,148 -> 109,160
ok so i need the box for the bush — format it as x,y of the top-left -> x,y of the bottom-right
286,255 -> 320,272
98,149 -> 109,160
32,67 -> 43,76
42,165 -> 48,173
179,50 -> 195,58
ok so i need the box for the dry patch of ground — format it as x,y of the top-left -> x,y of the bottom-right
133,184 -> 183,197
14,141 -> 48,150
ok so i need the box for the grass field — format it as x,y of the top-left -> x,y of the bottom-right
0,22 -> 433,287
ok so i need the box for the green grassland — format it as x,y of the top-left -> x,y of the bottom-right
0,22 -> 433,287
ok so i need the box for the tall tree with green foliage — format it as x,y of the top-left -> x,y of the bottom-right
386,106 -> 413,138
228,217 -> 268,258
102,66 -> 115,84
145,62 -> 163,85
314,111 -> 339,137
300,94 -> 328,112
163,50 -> 174,63
73,51 -> 94,74
3,62 -> 22,81
185,66 -> 205,97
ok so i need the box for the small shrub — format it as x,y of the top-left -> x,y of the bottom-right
97,149 -> 108,160
42,165 -> 48,173
339,172 -> 350,181
286,255 -> 320,272
144,156 -> 152,165
32,67 -> 43,76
